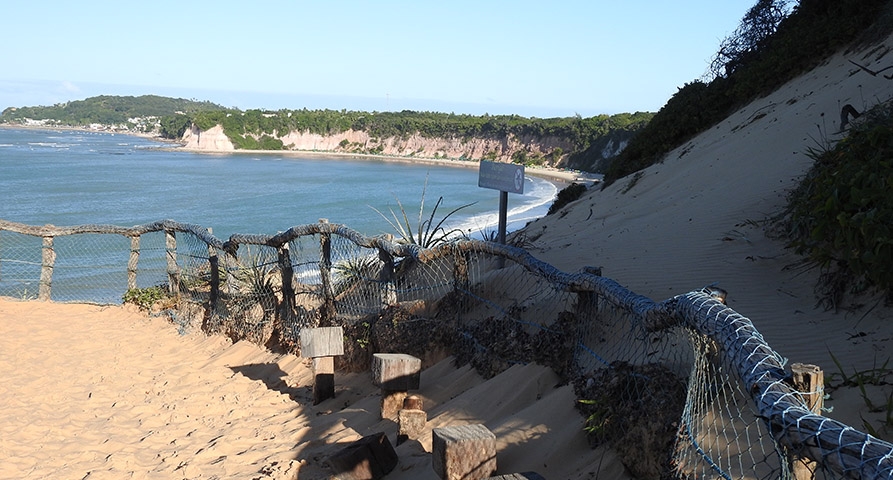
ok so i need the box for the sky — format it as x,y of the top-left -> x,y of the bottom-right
0,1 -> 758,118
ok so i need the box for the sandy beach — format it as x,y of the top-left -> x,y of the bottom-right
174,141 -> 586,185
2,31 -> 892,479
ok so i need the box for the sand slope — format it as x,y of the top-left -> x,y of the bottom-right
525,34 -> 893,436
0,300 -> 625,479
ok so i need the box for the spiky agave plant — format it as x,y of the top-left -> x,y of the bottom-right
371,174 -> 475,248
332,255 -> 380,297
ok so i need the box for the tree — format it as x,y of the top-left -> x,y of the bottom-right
159,114 -> 192,139
708,0 -> 794,79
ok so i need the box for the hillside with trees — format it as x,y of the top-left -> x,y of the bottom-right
0,95 -> 223,136
605,0 -> 893,185
185,108 -> 652,170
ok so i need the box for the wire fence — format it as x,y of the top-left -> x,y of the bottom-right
1,218 -> 891,479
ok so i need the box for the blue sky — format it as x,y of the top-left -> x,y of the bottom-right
1,1 -> 756,118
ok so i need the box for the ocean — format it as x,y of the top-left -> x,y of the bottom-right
0,127 -> 561,239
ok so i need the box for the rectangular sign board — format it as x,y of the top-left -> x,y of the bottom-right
478,161 -> 525,194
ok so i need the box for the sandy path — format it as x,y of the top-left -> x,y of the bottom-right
0,299 -> 619,479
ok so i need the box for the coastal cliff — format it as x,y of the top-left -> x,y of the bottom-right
181,123 -> 634,171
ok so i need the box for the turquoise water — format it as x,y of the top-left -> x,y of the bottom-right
0,127 -> 559,239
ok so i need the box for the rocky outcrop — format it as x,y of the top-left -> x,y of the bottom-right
182,124 -> 235,151
279,129 -> 574,164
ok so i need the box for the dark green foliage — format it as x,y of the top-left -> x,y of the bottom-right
782,101 -> 893,304
1,95 -> 222,126
548,183 -> 588,215
708,0 -> 791,79
605,79 -> 734,183
159,113 -> 192,139
605,0 -> 893,186
229,134 -> 285,150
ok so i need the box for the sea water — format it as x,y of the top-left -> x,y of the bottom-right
0,127 -> 560,238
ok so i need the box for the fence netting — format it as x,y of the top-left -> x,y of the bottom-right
1,218 -> 890,479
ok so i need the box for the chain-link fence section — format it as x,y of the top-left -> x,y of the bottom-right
1,218 -> 891,479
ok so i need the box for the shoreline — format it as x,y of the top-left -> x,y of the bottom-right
0,123 -> 594,185
173,145 -> 591,185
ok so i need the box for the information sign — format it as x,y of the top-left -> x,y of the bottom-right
478,161 -> 525,194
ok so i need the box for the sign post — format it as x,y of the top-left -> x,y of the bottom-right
478,161 -> 525,245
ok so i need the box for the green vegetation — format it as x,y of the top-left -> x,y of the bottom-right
371,175 -> 475,248
191,108 -> 650,145
827,351 -> 892,437
548,183 -> 588,215
780,100 -> 893,306
605,0 -> 893,185
1,95 -> 223,129
123,285 -> 169,311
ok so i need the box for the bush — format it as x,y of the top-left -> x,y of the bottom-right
782,101 -> 893,305
548,183 -> 588,215
123,286 -> 168,311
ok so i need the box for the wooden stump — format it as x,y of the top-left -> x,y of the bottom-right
432,424 -> 497,480
372,353 -> 421,419
372,353 -> 421,390
327,432 -> 398,480
300,327 -> 344,404
485,473 -> 546,480
397,395 -> 427,445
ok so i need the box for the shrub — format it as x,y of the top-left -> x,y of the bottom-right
782,101 -> 893,306
123,286 -> 168,311
548,183 -> 588,215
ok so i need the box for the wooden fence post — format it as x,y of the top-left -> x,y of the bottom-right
318,219 -> 336,326
790,363 -> 824,480
378,235 -> 396,307
278,243 -> 295,320
453,247 -> 470,325
165,229 -> 179,296
127,235 -> 140,291
38,236 -> 55,301
453,247 -> 469,294
207,229 -> 219,317
224,247 -> 238,296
